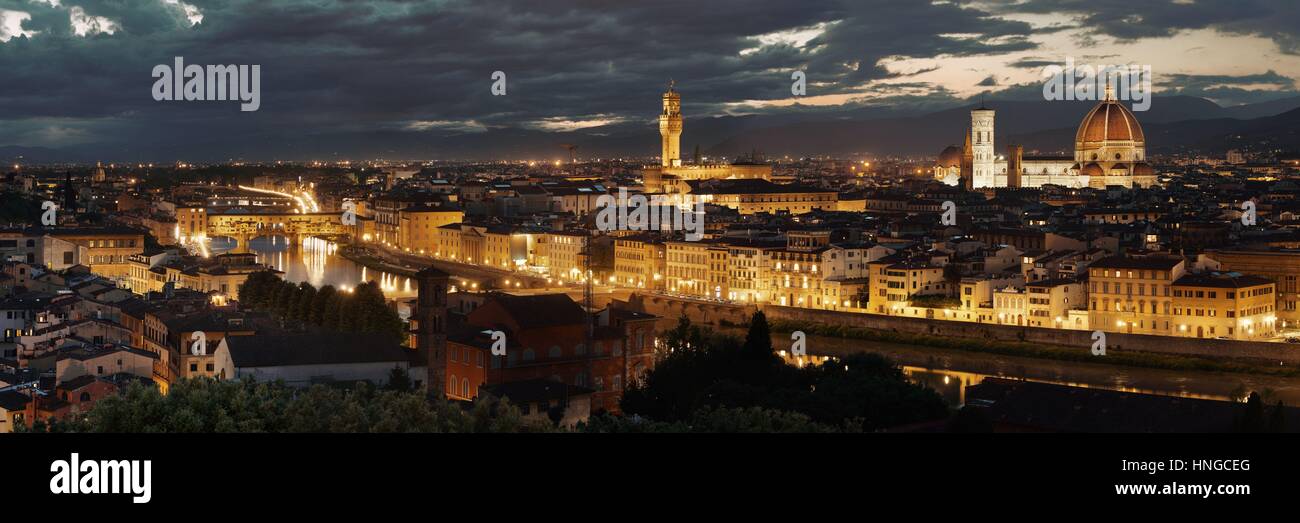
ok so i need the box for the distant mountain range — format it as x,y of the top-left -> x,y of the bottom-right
5,95 -> 1300,164
707,95 -> 1300,158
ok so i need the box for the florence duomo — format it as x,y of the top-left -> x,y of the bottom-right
934,83 -> 1157,190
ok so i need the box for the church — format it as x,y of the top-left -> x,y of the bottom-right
934,84 -> 1157,190
640,82 -> 777,193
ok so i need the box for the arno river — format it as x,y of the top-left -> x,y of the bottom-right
211,236 -> 420,298
214,235 -> 1300,407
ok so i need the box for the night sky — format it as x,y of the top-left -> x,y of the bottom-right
1,0 -> 1298,161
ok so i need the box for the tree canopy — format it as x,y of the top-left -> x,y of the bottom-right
237,271 -> 405,345
620,313 -> 950,431
27,378 -> 552,433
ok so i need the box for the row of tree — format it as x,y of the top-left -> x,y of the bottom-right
237,270 -> 406,345
619,312 -> 951,431
26,378 -> 552,433
24,376 -> 856,433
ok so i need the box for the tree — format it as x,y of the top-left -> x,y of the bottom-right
384,366 -> 412,393
663,314 -> 707,355
310,285 -> 336,324
237,274 -> 404,343
292,282 -> 317,322
322,290 -> 343,329
237,270 -> 278,308
30,378 -> 553,433
742,311 -> 773,360
622,319 -> 948,431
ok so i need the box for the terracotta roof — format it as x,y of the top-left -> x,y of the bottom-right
1075,98 -> 1145,144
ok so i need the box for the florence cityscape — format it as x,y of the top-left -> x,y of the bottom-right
3,0 -> 1300,459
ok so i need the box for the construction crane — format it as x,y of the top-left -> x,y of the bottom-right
560,144 -> 579,164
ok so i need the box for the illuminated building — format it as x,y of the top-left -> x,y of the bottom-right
1170,273 -> 1276,340
613,234 -> 665,290
1088,256 -> 1184,335
934,84 -> 1156,189
640,83 -> 775,192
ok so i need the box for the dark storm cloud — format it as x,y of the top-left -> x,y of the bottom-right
0,0 -> 1050,159
992,0 -> 1300,53
1160,70 -> 1299,106
0,0 -> 1290,160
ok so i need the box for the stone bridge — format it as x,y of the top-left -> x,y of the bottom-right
206,211 -> 352,250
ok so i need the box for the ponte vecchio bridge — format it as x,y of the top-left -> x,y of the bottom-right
206,210 -> 353,251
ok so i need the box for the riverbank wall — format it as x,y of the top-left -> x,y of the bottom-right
624,293 -> 1300,365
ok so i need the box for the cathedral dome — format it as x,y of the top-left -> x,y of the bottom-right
1081,162 -> 1104,177
1076,94 -> 1145,145
936,145 -> 962,168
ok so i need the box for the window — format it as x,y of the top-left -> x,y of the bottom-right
190,363 -> 198,372
206,363 -> 214,372
80,392 -> 91,402
548,346 -> 561,359
476,351 -> 484,367
523,349 -> 535,362
449,374 -> 458,394
462,378 -> 470,397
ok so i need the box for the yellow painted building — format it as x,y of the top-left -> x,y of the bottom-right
540,231 -> 588,282
867,258 -> 949,315
613,235 -> 665,290
127,252 -> 268,303
47,227 -> 146,281
1025,278 -> 1087,329
400,205 -> 463,255
1170,273 -> 1276,340
1088,256 -> 1184,335
665,240 -> 712,297
768,247 -> 828,308
726,242 -> 774,304
671,179 -> 838,215
1208,250 -> 1300,327
707,245 -> 729,301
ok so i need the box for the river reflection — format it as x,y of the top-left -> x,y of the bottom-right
208,236 -> 418,298
706,324 -> 1300,406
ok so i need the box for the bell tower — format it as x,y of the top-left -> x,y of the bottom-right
659,80 -> 682,167
415,265 -> 450,396
970,105 -> 995,188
